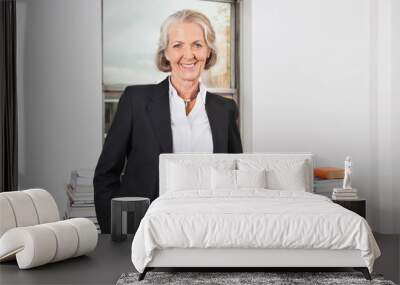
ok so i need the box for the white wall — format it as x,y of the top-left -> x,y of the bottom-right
16,0 -> 102,217
240,0 -> 399,233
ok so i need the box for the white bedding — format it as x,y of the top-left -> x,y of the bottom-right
131,190 -> 380,273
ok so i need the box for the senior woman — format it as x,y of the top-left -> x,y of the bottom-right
94,10 -> 242,233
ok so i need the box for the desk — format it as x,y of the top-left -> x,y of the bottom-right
0,235 -> 133,285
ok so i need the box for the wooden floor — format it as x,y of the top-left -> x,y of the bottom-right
0,233 -> 398,284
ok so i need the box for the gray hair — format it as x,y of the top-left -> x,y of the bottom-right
155,10 -> 217,72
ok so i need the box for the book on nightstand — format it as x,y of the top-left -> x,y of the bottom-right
332,188 -> 358,200
314,167 -> 344,180
313,178 -> 342,197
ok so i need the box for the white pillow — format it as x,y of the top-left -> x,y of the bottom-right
211,168 -> 236,190
268,165 -> 306,191
237,159 -> 308,191
166,159 -> 235,192
237,169 -> 268,189
167,162 -> 211,191
211,169 -> 268,190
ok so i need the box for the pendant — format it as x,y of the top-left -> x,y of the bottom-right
184,99 -> 191,116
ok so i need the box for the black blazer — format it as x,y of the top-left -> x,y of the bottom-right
93,77 -> 242,233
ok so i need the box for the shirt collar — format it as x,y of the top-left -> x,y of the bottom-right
168,76 -> 207,105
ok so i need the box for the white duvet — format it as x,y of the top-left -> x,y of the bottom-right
131,190 -> 380,273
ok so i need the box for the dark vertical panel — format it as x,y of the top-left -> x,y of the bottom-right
0,0 -> 18,192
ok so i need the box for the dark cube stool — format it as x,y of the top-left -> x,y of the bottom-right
111,197 -> 150,242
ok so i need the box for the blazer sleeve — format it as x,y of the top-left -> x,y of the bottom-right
228,100 -> 243,153
93,87 -> 133,233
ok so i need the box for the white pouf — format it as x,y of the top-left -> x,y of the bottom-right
0,189 -> 98,269
0,219 -> 98,269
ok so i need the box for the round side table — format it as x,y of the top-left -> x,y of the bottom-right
111,197 -> 150,242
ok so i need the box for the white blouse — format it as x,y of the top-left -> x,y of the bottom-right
169,79 -> 213,153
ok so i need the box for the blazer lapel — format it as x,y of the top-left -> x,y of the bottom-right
147,78 -> 173,153
205,93 -> 226,153
147,81 -> 227,154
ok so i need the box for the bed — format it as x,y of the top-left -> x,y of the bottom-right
131,153 -> 381,280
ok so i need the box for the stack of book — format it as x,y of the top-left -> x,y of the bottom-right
313,167 -> 345,197
65,169 -> 99,232
332,188 -> 358,200
313,178 -> 343,197
314,167 -> 344,180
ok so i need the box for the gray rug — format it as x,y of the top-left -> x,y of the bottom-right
116,271 -> 396,285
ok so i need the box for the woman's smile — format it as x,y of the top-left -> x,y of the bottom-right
180,61 -> 197,72
181,62 -> 195,68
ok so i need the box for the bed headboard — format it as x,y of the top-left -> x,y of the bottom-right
159,153 -> 314,195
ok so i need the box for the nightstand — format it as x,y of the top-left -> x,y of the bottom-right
332,198 -> 366,218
